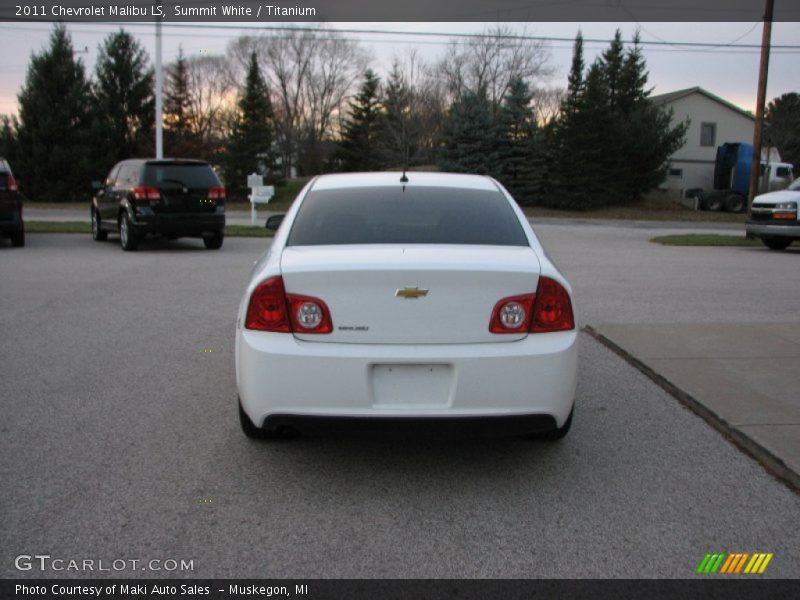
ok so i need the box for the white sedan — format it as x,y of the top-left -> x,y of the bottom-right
235,172 -> 578,440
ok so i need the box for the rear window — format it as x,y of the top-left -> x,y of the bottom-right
143,163 -> 220,189
287,185 -> 529,247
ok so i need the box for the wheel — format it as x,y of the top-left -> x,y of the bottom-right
238,397 -> 277,440
724,193 -> 745,213
11,226 -> 24,247
119,212 -> 139,251
524,407 -> 573,441
92,209 -> 107,241
761,236 -> 792,251
203,231 -> 224,250
702,192 -> 724,212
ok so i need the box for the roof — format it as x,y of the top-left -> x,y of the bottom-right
311,171 -> 499,192
649,86 -> 755,122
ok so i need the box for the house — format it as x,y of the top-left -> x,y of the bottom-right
650,86 -> 764,195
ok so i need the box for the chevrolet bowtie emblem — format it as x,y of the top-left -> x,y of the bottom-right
395,287 -> 429,299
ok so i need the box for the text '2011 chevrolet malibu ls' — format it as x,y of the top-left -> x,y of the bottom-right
235,172 -> 578,441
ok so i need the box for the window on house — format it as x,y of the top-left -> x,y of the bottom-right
700,122 -> 716,147
669,168 -> 683,178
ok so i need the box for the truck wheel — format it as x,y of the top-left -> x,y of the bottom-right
724,193 -> 745,213
702,193 -> 724,212
761,237 -> 792,251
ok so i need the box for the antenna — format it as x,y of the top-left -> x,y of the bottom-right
400,118 -> 409,185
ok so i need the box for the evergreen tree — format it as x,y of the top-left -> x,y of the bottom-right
163,47 -> 196,157
380,64 -> 417,169
0,115 -> 17,163
15,24 -> 93,202
224,51 -> 277,198
496,78 -> 544,204
439,89 -> 499,177
93,30 -> 154,172
765,93 -> 800,172
336,69 -> 383,172
547,30 -> 686,209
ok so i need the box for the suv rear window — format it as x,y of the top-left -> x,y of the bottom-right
287,185 -> 529,247
143,163 -> 220,189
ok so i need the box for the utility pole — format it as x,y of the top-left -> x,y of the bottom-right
747,0 -> 774,214
155,0 -> 164,159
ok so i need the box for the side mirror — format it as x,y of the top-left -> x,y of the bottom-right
91,180 -> 103,191
265,214 -> 285,231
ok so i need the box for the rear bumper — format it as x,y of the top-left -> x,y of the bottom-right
745,220 -> 800,238
236,329 -> 578,430
132,213 -> 224,236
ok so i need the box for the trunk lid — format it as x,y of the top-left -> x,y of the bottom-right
280,245 -> 540,344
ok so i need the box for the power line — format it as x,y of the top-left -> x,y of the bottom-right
2,19 -> 799,50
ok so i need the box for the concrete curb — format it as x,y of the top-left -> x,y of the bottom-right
583,325 -> 800,494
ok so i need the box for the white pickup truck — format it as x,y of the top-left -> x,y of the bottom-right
746,178 -> 800,250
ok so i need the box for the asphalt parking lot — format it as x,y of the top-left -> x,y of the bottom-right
1,224 -> 799,578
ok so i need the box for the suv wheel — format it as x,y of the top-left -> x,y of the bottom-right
203,231 -> 224,250
119,212 -> 139,251
92,210 -> 107,241
761,236 -> 792,251
11,226 -> 25,247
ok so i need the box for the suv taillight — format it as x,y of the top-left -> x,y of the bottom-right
209,186 -> 225,200
7,174 -> 18,192
489,277 -> 574,335
131,186 -> 161,201
245,276 -> 333,334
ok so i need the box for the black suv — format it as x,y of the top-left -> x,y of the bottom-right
92,159 -> 226,251
0,157 -> 24,247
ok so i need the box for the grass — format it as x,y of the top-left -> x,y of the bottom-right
25,221 -> 274,238
22,177 -> 311,213
522,199 -> 745,223
651,234 -> 761,247
22,178 -> 745,224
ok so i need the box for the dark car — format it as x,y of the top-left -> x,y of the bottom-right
0,157 -> 24,247
92,158 -> 226,251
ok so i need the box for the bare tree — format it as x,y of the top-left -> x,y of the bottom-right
532,86 -> 565,127
227,27 -> 366,177
184,54 -> 235,154
437,26 -> 552,110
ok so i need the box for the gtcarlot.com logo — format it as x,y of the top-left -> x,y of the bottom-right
14,555 -> 194,572
696,552 -> 773,575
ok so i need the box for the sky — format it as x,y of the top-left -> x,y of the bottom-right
0,20 -> 798,117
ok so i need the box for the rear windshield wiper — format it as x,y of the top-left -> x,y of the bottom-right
159,178 -> 189,187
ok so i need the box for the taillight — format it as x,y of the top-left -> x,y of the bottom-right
489,294 -> 535,333
209,186 -> 225,200
245,276 -> 332,334
287,295 -> 333,333
7,174 -> 18,192
531,276 -> 574,333
489,277 -> 574,335
131,186 -> 161,201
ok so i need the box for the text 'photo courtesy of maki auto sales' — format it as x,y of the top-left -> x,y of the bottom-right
236,172 -> 578,441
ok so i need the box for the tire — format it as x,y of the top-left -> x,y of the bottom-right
525,407 -> 573,441
724,193 -> 745,214
761,236 -> 792,251
238,397 -> 277,440
702,192 -> 724,212
119,212 -> 139,251
11,226 -> 24,247
92,209 -> 107,241
203,231 -> 224,250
